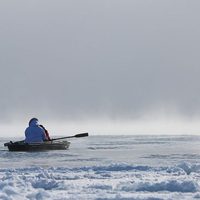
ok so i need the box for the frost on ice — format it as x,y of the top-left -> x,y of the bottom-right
0,162 -> 199,200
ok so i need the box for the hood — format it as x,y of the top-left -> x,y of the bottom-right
29,118 -> 39,127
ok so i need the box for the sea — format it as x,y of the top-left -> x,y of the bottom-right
0,135 -> 200,200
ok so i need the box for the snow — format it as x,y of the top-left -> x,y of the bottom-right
0,162 -> 200,199
0,135 -> 200,199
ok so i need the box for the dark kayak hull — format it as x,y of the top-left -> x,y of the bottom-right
4,141 -> 70,152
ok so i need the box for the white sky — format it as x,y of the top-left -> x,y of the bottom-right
1,0 -> 200,136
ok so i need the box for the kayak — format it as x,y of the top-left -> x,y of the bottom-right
3,133 -> 88,152
4,141 -> 70,152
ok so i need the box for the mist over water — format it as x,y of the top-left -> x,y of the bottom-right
1,115 -> 200,137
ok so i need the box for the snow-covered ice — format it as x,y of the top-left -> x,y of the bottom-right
0,135 -> 200,199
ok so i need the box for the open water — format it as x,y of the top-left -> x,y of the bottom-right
0,135 -> 200,200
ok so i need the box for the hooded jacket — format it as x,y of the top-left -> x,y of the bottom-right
25,119 -> 46,143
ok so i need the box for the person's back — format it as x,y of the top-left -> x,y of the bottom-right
25,118 -> 46,143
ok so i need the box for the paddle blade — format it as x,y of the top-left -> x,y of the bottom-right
74,133 -> 88,138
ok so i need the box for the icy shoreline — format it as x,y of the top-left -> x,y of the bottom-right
0,162 -> 200,200
1,135 -> 200,199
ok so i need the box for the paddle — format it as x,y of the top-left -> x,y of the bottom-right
51,132 -> 89,141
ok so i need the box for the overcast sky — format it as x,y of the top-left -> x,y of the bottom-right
1,1 -> 200,135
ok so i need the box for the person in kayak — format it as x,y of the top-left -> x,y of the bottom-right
25,118 -> 51,143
